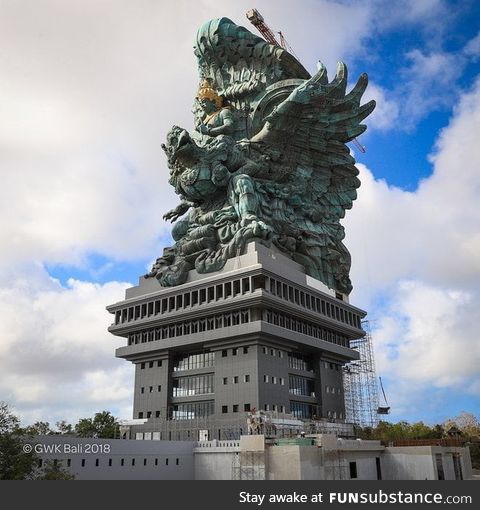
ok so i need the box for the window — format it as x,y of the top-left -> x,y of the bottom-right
233,376 -> 238,384
147,411 -> 152,418
172,374 -> 215,397
244,375 -> 250,383
264,404 -> 269,411
222,405 -> 228,414
222,350 -> 228,357
149,386 -> 153,393
95,459 -> 99,467
243,346 -> 249,354
155,458 -> 158,466
176,458 -> 179,465
233,405 -> 239,413
140,363 -> 145,369
264,375 -> 269,383
166,458 -> 169,466
272,376 -> 277,384
148,361 -> 153,368
244,404 -> 251,412
67,459 -> 71,467
132,458 -> 135,466
232,348 -> 237,356
157,360 -> 162,367
141,387 -> 145,394
156,411 -> 160,418
158,385 -> 161,392
376,457 -> 382,480
349,462 -> 357,479
280,378 -> 285,385
138,412 -> 143,419
121,458 -> 124,466
81,459 -> 86,467
270,349 -> 274,356
223,377 -> 228,385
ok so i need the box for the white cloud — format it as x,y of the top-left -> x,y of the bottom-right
0,266 -> 134,424
362,82 -> 400,130
344,76 -> 480,414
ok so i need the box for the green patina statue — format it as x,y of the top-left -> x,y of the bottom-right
146,17 -> 375,294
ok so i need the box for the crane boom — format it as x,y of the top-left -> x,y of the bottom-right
246,9 -> 281,46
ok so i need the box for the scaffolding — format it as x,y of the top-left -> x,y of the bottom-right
343,320 -> 380,428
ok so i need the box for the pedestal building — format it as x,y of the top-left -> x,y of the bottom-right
107,243 -> 366,440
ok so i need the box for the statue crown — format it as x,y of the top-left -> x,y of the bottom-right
197,79 -> 223,108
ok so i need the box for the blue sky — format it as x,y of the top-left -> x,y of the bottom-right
0,0 -> 479,428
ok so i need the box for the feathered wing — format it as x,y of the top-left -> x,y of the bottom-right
194,17 -> 310,113
250,63 -> 376,293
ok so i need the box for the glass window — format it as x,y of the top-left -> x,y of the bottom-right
244,375 -> 250,383
222,405 -> 228,414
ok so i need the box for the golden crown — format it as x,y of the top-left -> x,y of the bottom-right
197,79 -> 223,108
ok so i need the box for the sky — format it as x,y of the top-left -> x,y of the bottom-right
0,0 -> 479,428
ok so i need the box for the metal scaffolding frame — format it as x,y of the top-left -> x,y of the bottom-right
343,320 -> 380,428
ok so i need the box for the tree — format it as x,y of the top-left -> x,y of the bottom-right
444,412 -> 480,439
0,402 -> 37,480
24,421 -> 53,436
75,411 -> 119,439
55,420 -> 73,435
37,460 -> 75,480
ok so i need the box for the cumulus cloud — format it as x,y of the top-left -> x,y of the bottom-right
344,76 -> 480,419
0,265 -> 133,424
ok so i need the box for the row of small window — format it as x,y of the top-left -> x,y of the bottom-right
262,404 -> 286,412
140,360 -> 162,369
324,361 -> 341,371
222,375 -> 250,384
266,276 -> 362,328
140,385 -> 161,394
264,309 -> 349,347
221,404 -> 253,414
127,310 -> 250,346
221,346 -> 249,357
114,276 -> 261,324
263,375 -> 285,385
262,346 -> 284,357
38,457 -> 181,468
325,386 -> 342,395
138,411 -> 161,419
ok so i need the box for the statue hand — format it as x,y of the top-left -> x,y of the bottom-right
199,124 -> 210,135
163,210 -> 180,222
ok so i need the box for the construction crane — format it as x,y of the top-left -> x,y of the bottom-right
245,8 -> 367,153
246,9 -> 282,47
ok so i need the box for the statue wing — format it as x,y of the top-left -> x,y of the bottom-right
194,17 -> 310,112
251,62 -> 375,221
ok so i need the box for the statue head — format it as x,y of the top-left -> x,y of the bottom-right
162,126 -> 196,167
197,79 -> 223,113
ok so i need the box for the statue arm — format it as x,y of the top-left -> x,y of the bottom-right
163,200 -> 194,222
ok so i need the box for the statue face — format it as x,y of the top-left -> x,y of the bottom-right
164,126 -> 194,163
200,98 -> 217,115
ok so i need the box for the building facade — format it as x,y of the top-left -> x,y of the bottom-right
107,242 -> 366,440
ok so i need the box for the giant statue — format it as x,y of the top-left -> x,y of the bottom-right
146,17 -> 375,295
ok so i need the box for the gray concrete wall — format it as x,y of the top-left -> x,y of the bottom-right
35,436 -> 194,480
381,446 -> 473,480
